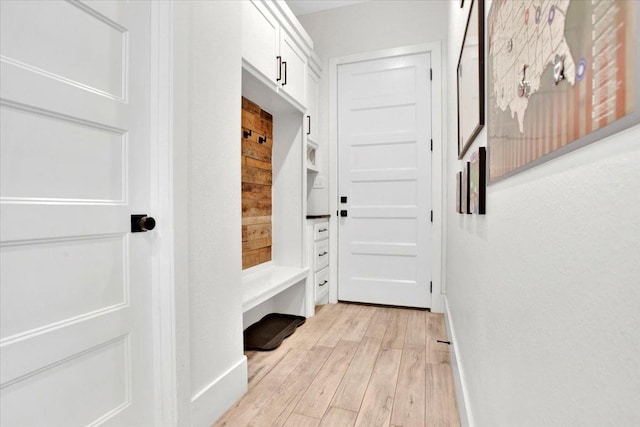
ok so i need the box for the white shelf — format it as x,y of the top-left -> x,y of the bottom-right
242,264 -> 310,313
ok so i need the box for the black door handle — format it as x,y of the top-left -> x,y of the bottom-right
340,210 -> 348,217
131,214 -> 156,232
282,61 -> 287,86
307,115 -> 311,135
276,56 -> 282,82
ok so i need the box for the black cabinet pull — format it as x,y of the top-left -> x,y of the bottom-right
282,61 -> 287,86
319,280 -> 328,287
276,56 -> 282,82
318,228 -> 327,232
307,115 -> 311,135
319,251 -> 328,257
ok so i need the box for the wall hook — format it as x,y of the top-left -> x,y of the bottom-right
258,136 -> 267,144
243,129 -> 252,139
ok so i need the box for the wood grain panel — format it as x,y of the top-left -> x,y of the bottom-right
320,407 -> 358,427
405,309 -> 427,348
294,340 -> 359,419
249,346 -> 333,427
242,215 -> 271,226
242,223 -> 272,242
364,307 -> 392,340
341,305 -> 375,342
353,348 -> 402,427
316,304 -> 362,348
242,167 -> 272,186
284,414 -> 320,427
425,363 -> 460,427
243,238 -> 272,252
247,157 -> 272,171
381,308 -> 408,349
390,347 -> 426,427
215,348 -> 307,426
331,336 -> 382,412
242,97 -> 273,269
242,139 -> 272,162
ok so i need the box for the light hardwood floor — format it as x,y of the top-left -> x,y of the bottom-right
214,303 -> 460,427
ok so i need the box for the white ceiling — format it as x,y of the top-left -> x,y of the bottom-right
285,0 -> 369,17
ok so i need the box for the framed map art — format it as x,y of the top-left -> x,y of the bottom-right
457,0 -> 485,158
488,0 -> 640,183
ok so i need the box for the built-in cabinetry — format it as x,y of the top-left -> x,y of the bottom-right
306,217 -> 330,315
241,0 -> 309,111
306,52 -> 320,145
305,51 -> 321,173
240,0 -> 322,328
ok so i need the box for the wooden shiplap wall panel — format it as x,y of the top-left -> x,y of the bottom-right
242,97 -> 273,269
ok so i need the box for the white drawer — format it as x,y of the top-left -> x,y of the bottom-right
315,267 -> 329,302
314,239 -> 329,271
313,221 -> 329,241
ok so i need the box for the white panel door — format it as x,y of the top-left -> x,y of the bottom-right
0,1 -> 156,425
338,53 -> 432,308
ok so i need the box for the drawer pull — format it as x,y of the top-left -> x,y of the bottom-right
318,251 -> 328,257
319,280 -> 328,287
318,228 -> 328,232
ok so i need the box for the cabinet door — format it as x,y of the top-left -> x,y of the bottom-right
279,30 -> 306,107
306,69 -> 319,143
242,0 -> 278,84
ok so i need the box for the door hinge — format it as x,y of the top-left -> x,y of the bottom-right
430,68 -> 433,81
430,281 -> 433,293
430,210 -> 433,222
430,139 -> 433,151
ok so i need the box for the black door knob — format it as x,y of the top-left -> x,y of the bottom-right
131,214 -> 156,232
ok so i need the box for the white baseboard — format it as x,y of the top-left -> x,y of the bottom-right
443,296 -> 473,427
190,356 -> 248,427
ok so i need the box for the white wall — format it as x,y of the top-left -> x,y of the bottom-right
172,2 -> 247,426
298,0 -> 450,214
445,1 -> 640,426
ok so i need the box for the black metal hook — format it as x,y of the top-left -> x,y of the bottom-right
243,129 -> 252,139
258,136 -> 267,144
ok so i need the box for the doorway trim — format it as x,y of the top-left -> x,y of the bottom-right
150,1 -> 178,424
328,42 -> 444,313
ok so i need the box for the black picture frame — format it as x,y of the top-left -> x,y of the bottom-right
478,147 -> 486,214
461,162 -> 471,214
469,147 -> 486,214
457,0 -> 485,159
456,171 -> 462,213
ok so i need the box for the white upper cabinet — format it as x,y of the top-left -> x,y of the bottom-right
306,52 -> 321,144
278,30 -> 306,108
242,0 -> 279,85
242,0 -> 312,111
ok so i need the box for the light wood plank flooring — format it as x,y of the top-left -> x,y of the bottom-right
214,303 -> 460,427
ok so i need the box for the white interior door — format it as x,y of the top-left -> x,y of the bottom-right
337,53 -> 432,308
0,1 -> 157,424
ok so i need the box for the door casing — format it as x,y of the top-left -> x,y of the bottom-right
328,42 -> 445,313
